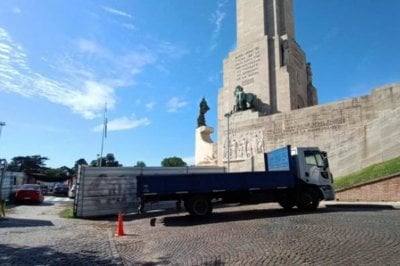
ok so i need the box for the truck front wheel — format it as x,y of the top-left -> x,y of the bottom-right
297,189 -> 320,211
186,196 -> 213,217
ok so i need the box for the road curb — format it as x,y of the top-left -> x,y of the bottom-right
323,202 -> 400,210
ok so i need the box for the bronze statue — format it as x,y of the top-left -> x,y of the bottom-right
197,97 -> 210,127
234,85 -> 256,112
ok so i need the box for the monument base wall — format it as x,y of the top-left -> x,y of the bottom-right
218,84 -> 400,178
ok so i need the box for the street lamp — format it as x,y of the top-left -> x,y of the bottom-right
224,112 -> 232,172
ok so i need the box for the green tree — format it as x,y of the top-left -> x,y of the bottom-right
134,161 -> 146,167
161,156 -> 187,167
7,155 -> 49,173
90,153 -> 121,167
75,158 -> 88,168
90,158 -> 104,167
73,158 -> 88,175
105,153 -> 122,167
43,166 -> 73,179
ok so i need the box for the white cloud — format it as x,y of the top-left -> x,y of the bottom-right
64,81 -> 116,119
167,97 -> 188,113
12,7 -> 21,14
101,6 -> 133,19
122,23 -> 135,30
210,0 -> 228,51
0,27 -> 187,120
145,101 -> 156,111
157,41 -> 189,60
77,39 -> 105,55
93,116 -> 150,132
0,28 -> 116,119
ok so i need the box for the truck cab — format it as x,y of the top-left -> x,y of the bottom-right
291,147 -> 335,201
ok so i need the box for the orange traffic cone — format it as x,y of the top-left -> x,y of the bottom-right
115,212 -> 125,237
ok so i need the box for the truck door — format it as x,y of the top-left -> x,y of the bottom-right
300,150 -> 331,186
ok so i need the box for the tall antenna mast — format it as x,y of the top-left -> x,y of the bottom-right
99,103 -> 107,167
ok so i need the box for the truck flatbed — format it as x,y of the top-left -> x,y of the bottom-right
138,170 -> 295,197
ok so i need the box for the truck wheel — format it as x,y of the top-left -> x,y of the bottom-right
187,196 -> 212,217
278,197 -> 296,210
297,189 -> 320,211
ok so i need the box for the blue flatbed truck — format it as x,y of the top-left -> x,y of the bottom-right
137,146 -> 335,217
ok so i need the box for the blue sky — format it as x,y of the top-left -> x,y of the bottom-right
0,0 -> 399,168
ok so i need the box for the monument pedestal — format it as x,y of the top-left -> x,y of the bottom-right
195,126 -> 217,166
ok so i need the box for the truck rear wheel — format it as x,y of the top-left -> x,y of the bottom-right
278,197 -> 296,210
297,189 -> 320,211
186,196 -> 212,217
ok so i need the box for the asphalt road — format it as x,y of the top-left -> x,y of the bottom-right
0,200 -> 399,265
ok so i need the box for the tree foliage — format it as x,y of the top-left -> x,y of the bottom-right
90,158 -> 103,167
90,153 -> 121,167
161,156 -> 187,167
6,155 -> 74,182
75,158 -> 88,168
105,153 -> 121,167
43,166 -> 73,180
73,158 -> 88,175
7,155 -> 49,173
134,161 -> 146,167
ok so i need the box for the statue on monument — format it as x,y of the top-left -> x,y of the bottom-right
197,97 -> 210,128
234,85 -> 257,112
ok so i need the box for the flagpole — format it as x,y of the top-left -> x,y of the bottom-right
99,102 -> 107,167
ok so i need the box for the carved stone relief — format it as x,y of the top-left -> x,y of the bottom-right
223,129 -> 265,160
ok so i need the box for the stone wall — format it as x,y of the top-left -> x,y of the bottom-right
335,173 -> 400,202
218,84 -> 400,178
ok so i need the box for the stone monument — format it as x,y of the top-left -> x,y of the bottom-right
218,0 -> 317,118
215,0 -> 400,177
218,0 -> 317,171
195,98 -> 217,166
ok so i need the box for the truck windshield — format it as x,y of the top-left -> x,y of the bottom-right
304,151 -> 325,168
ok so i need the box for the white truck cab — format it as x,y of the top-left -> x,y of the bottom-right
292,147 -> 335,201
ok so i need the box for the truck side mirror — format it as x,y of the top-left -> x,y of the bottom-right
321,151 -> 329,168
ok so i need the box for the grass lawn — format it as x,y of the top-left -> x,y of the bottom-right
59,203 -> 75,219
334,156 -> 400,190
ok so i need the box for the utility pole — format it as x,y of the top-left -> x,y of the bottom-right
0,122 -> 6,212
99,104 -> 107,167
224,113 -> 232,172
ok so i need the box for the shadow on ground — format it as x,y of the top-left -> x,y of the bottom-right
325,203 -> 396,210
0,244 -> 117,265
77,203 -> 397,225
160,204 -> 397,227
0,217 -> 54,228
6,202 -> 54,210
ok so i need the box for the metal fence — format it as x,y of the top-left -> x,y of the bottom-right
0,160 -> 7,201
73,166 -> 139,218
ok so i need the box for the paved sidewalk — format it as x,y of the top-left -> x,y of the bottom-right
0,203 -> 121,265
